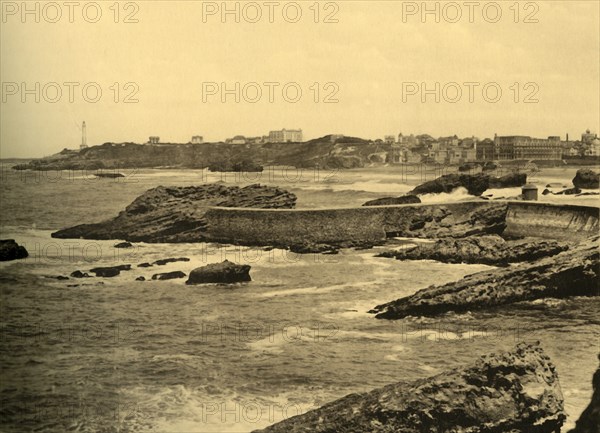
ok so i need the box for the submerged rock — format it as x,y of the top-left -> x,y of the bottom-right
151,271 -> 186,280
89,264 -> 131,278
135,276 -> 145,281
252,342 -> 565,433
153,257 -> 190,266
376,235 -> 569,266
95,173 -> 124,178
556,187 -> 582,195
0,240 -> 28,261
289,243 -> 339,255
573,168 -> 600,189
568,354 -> 600,433
138,262 -> 152,268
70,270 -> 91,278
362,195 -> 421,206
370,236 -> 599,319
114,241 -> 133,248
186,260 -> 251,284
52,183 -> 296,242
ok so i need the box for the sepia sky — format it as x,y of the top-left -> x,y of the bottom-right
1,0 -> 599,157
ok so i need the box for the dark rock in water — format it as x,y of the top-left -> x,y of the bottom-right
370,236 -> 599,319
573,168 -> 600,189
186,260 -> 251,285
153,257 -> 190,266
576,192 -> 600,196
362,195 -> 421,206
151,271 -> 186,280
289,243 -> 339,255
70,270 -> 91,278
568,354 -> 600,433
89,264 -> 131,277
410,173 -> 490,196
252,342 -> 565,433
410,173 -> 527,196
0,240 -> 28,261
542,188 -> 554,195
138,262 -> 152,268
45,275 -> 69,280
488,172 -> 527,188
135,276 -> 145,281
51,183 -> 297,243
376,235 -> 569,266
95,172 -> 125,178
114,241 -> 133,248
556,187 -> 582,195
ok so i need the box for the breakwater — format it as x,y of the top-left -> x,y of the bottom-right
204,201 -> 599,245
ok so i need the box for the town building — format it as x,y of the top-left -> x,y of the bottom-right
148,136 -> 160,144
581,129 -> 598,145
191,136 -> 204,144
229,135 -> 247,145
493,135 -> 562,160
384,135 -> 396,144
475,139 -> 495,161
268,129 -> 303,143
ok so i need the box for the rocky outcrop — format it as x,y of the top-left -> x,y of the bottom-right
573,169 -> 600,189
0,240 -> 28,261
95,173 -> 124,178
409,173 -> 527,196
362,195 -> 421,206
289,243 -> 340,254
370,236 -> 599,319
51,184 -> 297,243
114,241 -> 133,248
252,342 -> 565,433
568,355 -> 600,433
376,235 -> 569,266
185,260 -> 251,284
153,257 -> 190,266
70,270 -> 91,278
89,264 -> 131,278
151,271 -> 186,280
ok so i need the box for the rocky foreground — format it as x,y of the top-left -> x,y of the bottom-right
253,342 -> 565,433
376,235 -> 570,266
52,184 -> 296,242
370,235 -> 599,319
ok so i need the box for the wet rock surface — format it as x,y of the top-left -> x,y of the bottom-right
114,241 -> 133,248
253,342 -> 565,433
89,264 -> 131,278
376,235 -> 569,266
573,168 -> 600,189
409,173 -> 527,196
370,236 -> 599,319
0,240 -> 28,261
362,195 -> 421,206
153,257 -> 190,266
186,260 -> 251,285
70,270 -> 91,278
151,271 -> 186,280
52,183 -> 297,243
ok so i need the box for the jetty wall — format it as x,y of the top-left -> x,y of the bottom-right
204,201 -> 599,245
503,202 -> 600,240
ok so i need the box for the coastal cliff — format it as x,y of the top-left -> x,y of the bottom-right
12,136 -> 387,171
252,342 -> 565,433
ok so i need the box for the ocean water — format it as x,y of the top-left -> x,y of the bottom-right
0,165 -> 598,433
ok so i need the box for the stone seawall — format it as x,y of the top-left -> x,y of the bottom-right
203,201 -> 599,246
504,202 -> 600,241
